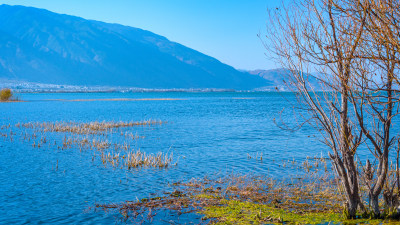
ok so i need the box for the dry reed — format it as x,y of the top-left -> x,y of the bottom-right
19,120 -> 164,135
1,119 -> 173,170
124,150 -> 174,169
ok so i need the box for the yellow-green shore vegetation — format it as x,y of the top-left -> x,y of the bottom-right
0,88 -> 16,102
96,167 -> 400,224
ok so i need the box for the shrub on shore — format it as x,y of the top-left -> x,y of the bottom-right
0,88 -> 13,101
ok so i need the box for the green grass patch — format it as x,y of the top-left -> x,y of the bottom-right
200,199 -> 399,225
201,199 -> 341,224
194,194 -> 222,200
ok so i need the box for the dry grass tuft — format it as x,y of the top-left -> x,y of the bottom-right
20,120 -> 164,135
2,119 -> 173,170
124,150 -> 174,169
99,150 -> 175,169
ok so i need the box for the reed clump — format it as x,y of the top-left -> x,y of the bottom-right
20,120 -> 164,135
4,119 -> 172,170
101,152 -> 120,167
124,150 -> 174,169
98,150 -> 175,169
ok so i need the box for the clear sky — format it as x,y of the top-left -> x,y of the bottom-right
0,0 -> 281,70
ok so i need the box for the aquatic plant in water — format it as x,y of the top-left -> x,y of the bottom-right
19,120 -> 164,135
2,120 -> 174,170
124,150 -> 174,169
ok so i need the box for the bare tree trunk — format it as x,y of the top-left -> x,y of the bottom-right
344,154 -> 364,217
371,194 -> 380,217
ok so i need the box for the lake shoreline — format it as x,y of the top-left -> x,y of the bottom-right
97,172 -> 398,224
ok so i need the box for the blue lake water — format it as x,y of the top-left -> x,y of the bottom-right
0,92 -> 371,224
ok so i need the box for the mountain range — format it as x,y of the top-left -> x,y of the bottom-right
248,69 -> 323,91
0,4 -> 271,90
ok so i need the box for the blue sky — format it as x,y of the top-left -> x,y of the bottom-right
0,0 -> 281,70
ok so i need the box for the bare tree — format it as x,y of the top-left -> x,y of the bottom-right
265,0 -> 400,218
264,0 -> 367,217
336,0 -> 400,215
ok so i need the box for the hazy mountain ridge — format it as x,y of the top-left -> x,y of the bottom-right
0,4 -> 268,89
248,68 -> 324,91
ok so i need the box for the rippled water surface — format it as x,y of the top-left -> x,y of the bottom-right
1,92 -> 332,224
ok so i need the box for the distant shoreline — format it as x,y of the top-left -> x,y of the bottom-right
48,98 -> 186,102
0,81 -> 284,93
3,88 -> 246,94
0,98 -> 185,103
5,89 -> 287,94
